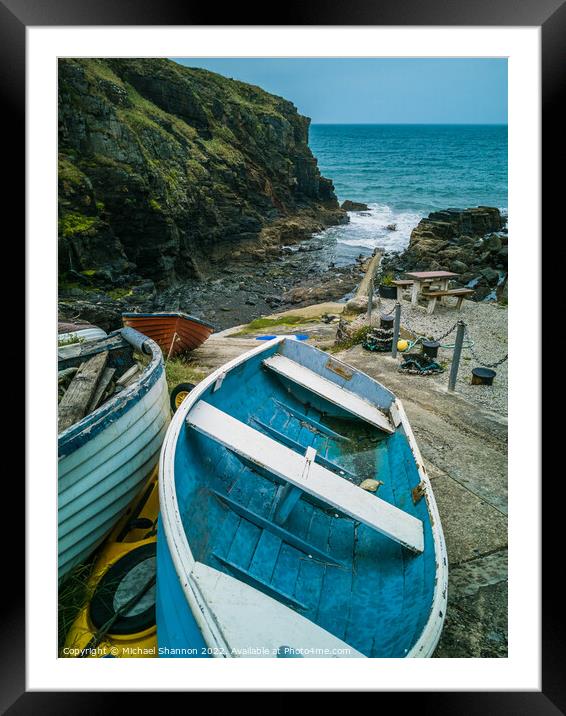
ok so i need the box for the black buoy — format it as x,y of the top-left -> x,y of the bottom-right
380,314 -> 394,331
471,367 -> 496,385
422,340 -> 440,359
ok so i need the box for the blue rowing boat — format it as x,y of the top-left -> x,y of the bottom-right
58,327 -> 170,580
158,337 -> 447,658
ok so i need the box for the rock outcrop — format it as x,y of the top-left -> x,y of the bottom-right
341,200 -> 369,212
58,58 -> 346,286
382,207 -> 508,300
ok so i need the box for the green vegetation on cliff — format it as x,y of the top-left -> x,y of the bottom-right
58,58 -> 343,284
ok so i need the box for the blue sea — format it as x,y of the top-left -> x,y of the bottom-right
309,124 -> 507,261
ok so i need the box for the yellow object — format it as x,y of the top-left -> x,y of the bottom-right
61,467 -> 159,659
397,339 -> 409,352
174,390 -> 190,409
359,479 -> 383,492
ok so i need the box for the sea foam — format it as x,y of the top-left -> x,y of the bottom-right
316,203 -> 423,260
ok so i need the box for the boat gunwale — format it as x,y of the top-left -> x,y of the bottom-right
58,332 -> 165,458
159,337 -> 448,658
122,312 -> 216,332
396,398 -> 448,657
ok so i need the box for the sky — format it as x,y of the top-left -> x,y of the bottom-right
172,58 -> 507,125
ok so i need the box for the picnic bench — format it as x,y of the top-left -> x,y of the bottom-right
421,287 -> 475,314
392,279 -> 414,302
405,271 -> 459,306
393,271 -> 474,314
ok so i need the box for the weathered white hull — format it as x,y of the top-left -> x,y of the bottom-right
58,326 -> 108,346
58,338 -> 170,580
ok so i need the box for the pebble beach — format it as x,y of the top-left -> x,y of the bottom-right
375,296 -> 508,417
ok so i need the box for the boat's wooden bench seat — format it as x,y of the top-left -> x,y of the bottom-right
187,401 -> 424,553
262,355 -> 394,434
421,287 -> 475,314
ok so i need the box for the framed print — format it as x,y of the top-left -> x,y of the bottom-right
13,0 -> 558,706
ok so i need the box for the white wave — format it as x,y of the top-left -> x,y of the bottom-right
318,203 -> 424,254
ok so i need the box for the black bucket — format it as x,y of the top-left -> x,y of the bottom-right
471,367 -> 496,385
379,284 -> 397,299
380,314 -> 394,331
422,340 -> 440,359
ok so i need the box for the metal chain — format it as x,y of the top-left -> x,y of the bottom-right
400,311 -> 459,343
373,287 -> 396,318
383,300 -> 507,368
432,321 -> 460,343
464,326 -> 508,368
399,311 -> 419,336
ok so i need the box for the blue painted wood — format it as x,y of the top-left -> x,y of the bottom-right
294,507 -> 332,622
158,337 -> 440,658
272,399 -> 351,441
273,484 -> 303,525
252,417 -> 358,481
156,522 -> 209,658
212,553 -> 308,611
315,513 -> 356,640
280,338 -> 395,411
249,531 -> 283,584
211,491 -> 341,565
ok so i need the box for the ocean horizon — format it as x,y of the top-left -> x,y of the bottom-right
309,123 -> 508,261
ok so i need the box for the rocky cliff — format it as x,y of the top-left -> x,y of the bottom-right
58,58 -> 345,286
382,207 -> 508,301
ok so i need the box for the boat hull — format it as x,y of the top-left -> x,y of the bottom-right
122,313 -> 214,357
58,322 -> 107,345
156,521 -> 209,658
58,334 -> 170,580
158,338 -> 448,658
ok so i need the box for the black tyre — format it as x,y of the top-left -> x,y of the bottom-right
170,382 -> 195,412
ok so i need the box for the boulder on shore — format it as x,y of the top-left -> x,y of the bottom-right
341,200 -> 370,212
380,207 -> 508,302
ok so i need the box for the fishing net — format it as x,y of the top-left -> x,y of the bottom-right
398,353 -> 444,375
362,327 -> 393,353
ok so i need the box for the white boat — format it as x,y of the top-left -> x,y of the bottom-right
58,327 -> 170,580
58,320 -> 107,346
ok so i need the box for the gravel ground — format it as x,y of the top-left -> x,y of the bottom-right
375,296 -> 508,417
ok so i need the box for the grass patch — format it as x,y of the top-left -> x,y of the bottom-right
329,325 -> 370,353
232,315 -> 316,336
60,212 -> 98,238
165,357 -> 207,393
58,334 -> 85,347
106,287 -> 133,300
59,156 -> 88,190
58,560 -> 95,650
88,59 -> 126,87
202,137 -> 245,166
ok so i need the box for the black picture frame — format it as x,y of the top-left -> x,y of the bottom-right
11,0 -> 558,706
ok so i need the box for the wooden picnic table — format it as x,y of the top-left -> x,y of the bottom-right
404,271 -> 459,306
